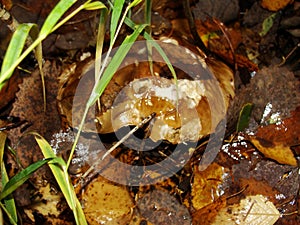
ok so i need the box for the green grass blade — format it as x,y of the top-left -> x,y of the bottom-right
33,134 -> 87,225
0,132 -> 6,171
125,17 -> 177,81
110,0 -> 125,42
237,103 -> 253,132
83,1 -> 106,10
0,132 -> 17,224
0,158 -> 51,200
95,9 -> 108,80
39,0 -> 77,37
88,23 -> 148,106
0,23 -> 37,90
128,0 -> 143,8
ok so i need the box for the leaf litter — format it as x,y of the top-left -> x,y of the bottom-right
0,0 -> 300,224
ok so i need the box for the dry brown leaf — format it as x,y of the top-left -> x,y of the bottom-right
213,195 -> 280,225
261,0 -> 294,11
191,162 -> 230,210
83,175 -> 134,225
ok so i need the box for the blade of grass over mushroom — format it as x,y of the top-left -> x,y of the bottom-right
125,17 -> 177,81
110,0 -> 125,42
67,23 -> 147,169
88,23 -> 148,106
0,23 -> 37,90
0,158 -> 51,200
0,132 -> 17,224
33,133 -> 87,225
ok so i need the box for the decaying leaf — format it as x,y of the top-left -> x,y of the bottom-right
214,195 -> 280,225
251,138 -> 297,166
83,175 -> 134,225
191,162 -> 230,210
23,184 -> 66,223
250,106 -> 300,166
137,189 -> 191,225
261,0 -> 294,11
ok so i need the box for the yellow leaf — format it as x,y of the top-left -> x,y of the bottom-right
251,138 -> 297,166
83,176 -> 134,225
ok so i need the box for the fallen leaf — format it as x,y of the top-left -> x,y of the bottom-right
214,195 -> 280,225
83,175 -> 134,225
191,162 -> 230,210
250,107 -> 300,166
251,138 -> 297,166
192,197 -> 227,225
137,189 -> 191,225
261,0 -> 294,11
24,184 -> 63,220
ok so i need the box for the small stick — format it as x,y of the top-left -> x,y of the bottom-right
81,113 -> 156,179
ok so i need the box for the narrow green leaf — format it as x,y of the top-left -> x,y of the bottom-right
0,23 -> 37,90
0,132 -> 17,224
33,134 -> 87,225
124,17 -> 177,81
88,24 -> 147,106
128,0 -> 142,8
39,0 -> 77,37
259,13 -> 277,37
110,0 -> 125,42
0,132 -> 6,168
0,159 -> 51,200
84,1 -> 107,10
237,103 -> 253,132
95,9 -> 108,80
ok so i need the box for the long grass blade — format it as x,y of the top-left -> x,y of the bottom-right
0,158 -> 51,200
125,17 -> 177,81
0,0 -> 79,92
33,133 -> 87,225
110,0 -> 125,42
0,23 -> 37,90
88,23 -> 147,106
39,0 -> 77,37
0,132 -> 17,224
95,8 -> 108,80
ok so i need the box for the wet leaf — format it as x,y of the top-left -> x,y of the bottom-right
250,107 -> 300,166
251,138 -> 297,166
191,163 -> 229,210
214,195 -> 280,225
83,175 -> 134,225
